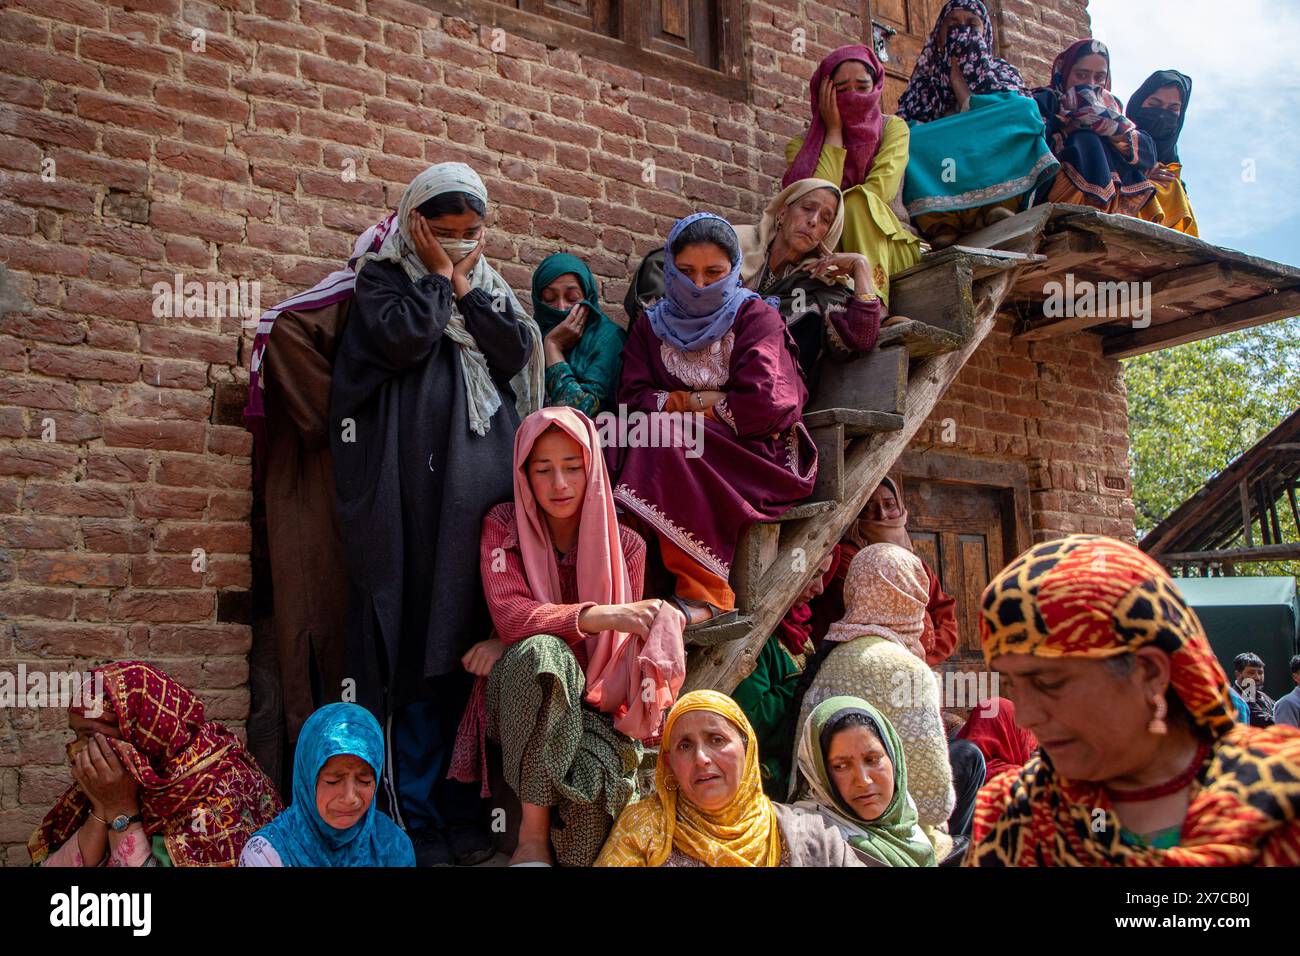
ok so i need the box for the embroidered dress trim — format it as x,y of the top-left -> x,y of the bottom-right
659,331 -> 734,391
906,152 -> 1058,215
613,483 -> 730,580
785,421 -> 817,482
714,397 -> 738,434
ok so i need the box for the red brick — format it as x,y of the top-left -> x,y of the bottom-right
18,552 -> 128,587
107,589 -> 214,622
0,587 -> 75,619
28,345 -> 139,382
133,485 -> 208,519
155,521 -> 250,553
145,623 -> 251,655
130,555 -> 204,588
81,519 -> 151,554
23,483 -> 130,518
102,419 -> 206,453
0,517 -> 78,550
12,622 -> 129,658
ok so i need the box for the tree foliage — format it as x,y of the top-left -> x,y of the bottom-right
1124,316 -> 1300,577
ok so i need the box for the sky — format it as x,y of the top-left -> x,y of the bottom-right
1090,0 -> 1300,267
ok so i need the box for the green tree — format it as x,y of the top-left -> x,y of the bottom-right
1124,316 -> 1300,577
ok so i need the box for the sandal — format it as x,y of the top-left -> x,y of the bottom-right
669,595 -> 739,633
926,228 -> 961,249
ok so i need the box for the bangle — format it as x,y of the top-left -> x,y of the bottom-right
692,391 -> 702,410
88,810 -> 109,826
855,291 -> 879,303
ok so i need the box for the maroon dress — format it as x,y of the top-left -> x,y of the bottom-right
610,296 -> 818,584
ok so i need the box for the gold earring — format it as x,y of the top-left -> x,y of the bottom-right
663,776 -> 678,792
1148,693 -> 1168,736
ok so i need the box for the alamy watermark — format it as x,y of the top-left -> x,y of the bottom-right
593,404 -> 705,459
0,665 -> 104,716
1042,274 -> 1152,329
151,273 -> 262,328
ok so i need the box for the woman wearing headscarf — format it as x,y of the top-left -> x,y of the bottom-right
732,547 -> 840,797
450,407 -> 686,866
968,535 -> 1300,866
956,697 -> 1038,785
531,252 -> 628,415
240,703 -> 414,866
897,0 -> 1059,248
610,213 -> 818,630
595,691 -> 865,866
1031,39 -> 1159,217
734,178 -> 882,388
791,696 -> 937,866
783,44 -> 922,308
31,662 -> 281,867
245,198 -> 544,752
811,476 -> 959,666
329,162 -> 544,865
622,246 -> 665,328
794,543 -> 956,858
1127,70 -> 1198,235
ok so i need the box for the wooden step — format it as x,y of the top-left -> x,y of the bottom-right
684,614 -> 756,647
731,522 -> 780,613
811,345 -> 908,417
807,418 -> 845,503
803,407 -> 905,437
876,319 -> 964,359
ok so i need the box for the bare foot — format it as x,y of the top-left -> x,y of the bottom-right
509,838 -> 554,867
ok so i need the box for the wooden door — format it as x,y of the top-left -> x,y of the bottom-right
904,479 -> 1010,662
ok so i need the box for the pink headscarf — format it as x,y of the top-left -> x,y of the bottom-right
783,44 -> 886,191
823,543 -> 929,648
512,407 -> 685,740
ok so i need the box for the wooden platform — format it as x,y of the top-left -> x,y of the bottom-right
962,205 -> 1300,357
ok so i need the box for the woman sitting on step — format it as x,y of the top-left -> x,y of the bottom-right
897,0 -> 1060,249
1031,39 -> 1159,218
734,178 -> 884,390
1126,70 -> 1199,236
451,407 -> 686,867
790,696 -> 939,866
595,691 -> 865,866
794,543 -> 960,860
609,213 -> 818,631
783,44 -> 922,308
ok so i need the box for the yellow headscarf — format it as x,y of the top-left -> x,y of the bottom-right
594,690 -> 783,867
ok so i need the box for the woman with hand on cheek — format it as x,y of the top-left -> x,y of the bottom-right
532,253 -> 627,416
32,662 -> 281,868
241,703 -> 414,867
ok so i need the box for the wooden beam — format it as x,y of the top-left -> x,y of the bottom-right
1240,478 -> 1254,549
1157,543 -> 1300,565
1103,287 -> 1300,358
683,269 -> 1019,695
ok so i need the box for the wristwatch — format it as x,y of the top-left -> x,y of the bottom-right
110,812 -> 143,832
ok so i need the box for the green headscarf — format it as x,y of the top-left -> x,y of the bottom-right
792,695 -> 936,867
529,252 -> 626,415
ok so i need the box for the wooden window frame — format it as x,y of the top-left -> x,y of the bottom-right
426,0 -> 749,100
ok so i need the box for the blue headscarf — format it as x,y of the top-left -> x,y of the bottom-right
252,703 -> 415,867
647,212 -> 758,351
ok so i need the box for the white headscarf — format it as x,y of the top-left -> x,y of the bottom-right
359,162 -> 544,435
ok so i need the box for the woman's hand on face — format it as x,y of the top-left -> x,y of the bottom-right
817,76 -> 842,136
461,637 -> 506,677
452,236 -> 485,282
544,303 -> 587,354
76,734 -> 139,818
411,212 -> 453,279
1149,163 -> 1178,185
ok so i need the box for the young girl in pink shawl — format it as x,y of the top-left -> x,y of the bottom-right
452,407 -> 686,867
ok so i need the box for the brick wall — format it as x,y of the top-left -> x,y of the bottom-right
0,0 -> 1101,863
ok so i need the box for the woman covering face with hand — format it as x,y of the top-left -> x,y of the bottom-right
595,691 -> 864,866
241,703 -> 414,866
31,662 -> 281,868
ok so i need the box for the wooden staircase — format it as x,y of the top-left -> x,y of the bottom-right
685,219 -> 1049,694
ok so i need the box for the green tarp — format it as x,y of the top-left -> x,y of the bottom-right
1176,576 -> 1299,700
